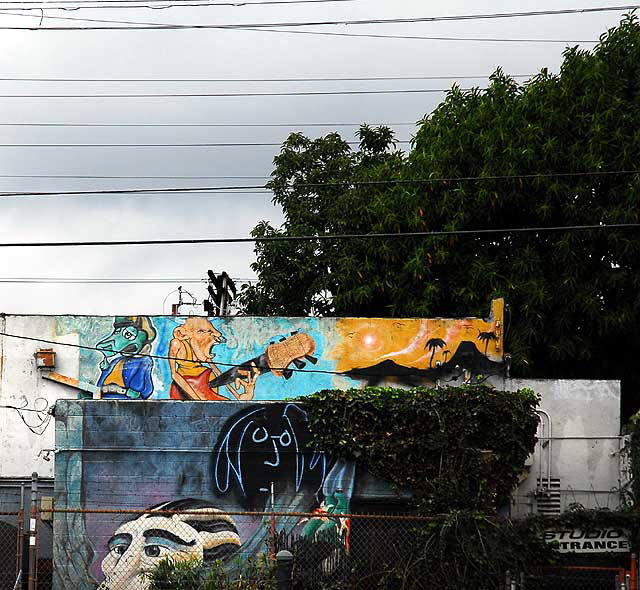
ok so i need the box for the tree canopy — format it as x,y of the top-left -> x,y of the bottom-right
238,15 -> 640,416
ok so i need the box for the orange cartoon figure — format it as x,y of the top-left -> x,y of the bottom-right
168,317 -> 258,401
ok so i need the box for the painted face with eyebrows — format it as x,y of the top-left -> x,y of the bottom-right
100,515 -> 202,590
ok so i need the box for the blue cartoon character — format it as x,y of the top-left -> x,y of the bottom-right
96,316 -> 156,400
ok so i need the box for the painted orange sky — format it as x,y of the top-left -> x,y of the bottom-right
330,299 -> 504,372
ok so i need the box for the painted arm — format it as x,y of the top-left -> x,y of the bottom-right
208,361 -> 258,401
230,362 -> 259,401
168,339 -> 207,401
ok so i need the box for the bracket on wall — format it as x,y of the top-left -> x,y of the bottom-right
41,372 -> 99,399
35,348 -> 99,398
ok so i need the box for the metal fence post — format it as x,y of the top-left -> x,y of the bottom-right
276,550 -> 293,590
27,473 -> 38,590
15,504 -> 24,587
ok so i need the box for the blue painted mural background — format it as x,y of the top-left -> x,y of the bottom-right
56,316 -> 339,401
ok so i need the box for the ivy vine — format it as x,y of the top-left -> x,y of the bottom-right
298,385 -> 539,513
297,386 -> 640,589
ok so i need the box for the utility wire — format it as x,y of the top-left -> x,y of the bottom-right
244,27 -> 596,43
0,403 -> 47,414
0,224 -> 638,248
0,174 -> 273,178
0,0 -> 361,7
0,89 -> 460,97
0,190 -> 272,198
0,122 -> 414,128
0,13 -> 600,42
0,0 -> 362,4
0,330 -> 455,379
0,4 -> 636,29
0,75 -> 533,82
1,170 -> 638,198
0,276 -> 256,283
0,141 -> 410,146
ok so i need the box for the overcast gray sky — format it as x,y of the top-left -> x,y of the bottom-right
0,0 -> 629,315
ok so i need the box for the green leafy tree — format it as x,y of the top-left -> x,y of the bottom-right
240,15 -> 640,416
239,125 -> 405,316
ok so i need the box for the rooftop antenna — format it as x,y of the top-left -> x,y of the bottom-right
171,286 -> 199,316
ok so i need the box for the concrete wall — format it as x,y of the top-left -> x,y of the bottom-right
0,305 -> 505,480
53,399 -> 396,590
51,377 -> 625,590
503,379 -> 624,517
0,315 -> 82,478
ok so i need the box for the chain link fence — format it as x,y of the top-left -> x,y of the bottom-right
4,505 -> 635,590
0,486 -> 24,590
0,505 -> 22,590
48,507 -> 436,590
522,567 -> 632,590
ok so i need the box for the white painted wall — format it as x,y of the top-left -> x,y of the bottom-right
0,315 -> 81,478
502,378 -> 623,517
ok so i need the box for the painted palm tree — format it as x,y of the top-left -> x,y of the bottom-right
477,330 -> 498,356
425,338 -> 446,368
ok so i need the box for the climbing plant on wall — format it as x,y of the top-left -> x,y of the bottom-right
299,385 -> 539,513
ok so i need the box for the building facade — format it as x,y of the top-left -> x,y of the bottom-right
0,305 -> 627,588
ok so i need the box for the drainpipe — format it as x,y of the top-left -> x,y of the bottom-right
536,409 -> 553,490
0,314 -> 5,399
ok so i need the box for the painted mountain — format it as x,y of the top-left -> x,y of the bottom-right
343,340 -> 505,387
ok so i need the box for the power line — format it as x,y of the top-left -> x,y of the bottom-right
0,403 -> 47,414
0,190 -> 273,197
0,174 -> 273,178
2,170 -> 638,198
0,276 -> 256,283
0,10 -> 600,42
0,122 -> 415,128
249,27 -> 596,44
0,88 -> 459,97
0,224 -> 638,248
0,330 -> 439,379
0,141 -> 410,147
0,0 -> 361,5
0,75 -> 533,82
0,4 -> 635,30
0,12 -> 599,42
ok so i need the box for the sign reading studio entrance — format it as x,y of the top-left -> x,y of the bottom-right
544,529 -> 631,553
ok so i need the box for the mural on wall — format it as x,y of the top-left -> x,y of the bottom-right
167,317 -> 259,401
53,401 -> 357,590
212,403 -> 327,510
96,316 -> 157,400
99,499 -> 241,590
52,298 -> 505,402
52,302 -> 506,587
332,299 -> 505,387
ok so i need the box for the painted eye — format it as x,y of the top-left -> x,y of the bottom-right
144,545 -> 162,558
252,427 -> 268,443
123,328 -> 136,341
279,431 -> 292,447
110,545 -> 127,557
